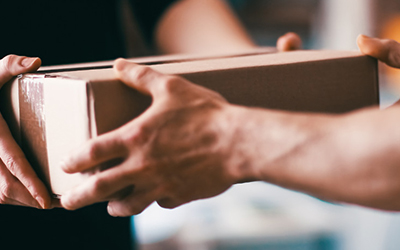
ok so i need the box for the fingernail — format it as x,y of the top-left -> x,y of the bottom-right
36,196 -> 46,209
21,57 -> 38,68
107,204 -> 117,217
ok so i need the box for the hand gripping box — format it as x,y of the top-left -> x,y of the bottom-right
0,50 -> 379,195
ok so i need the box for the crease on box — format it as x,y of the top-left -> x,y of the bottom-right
87,83 -> 98,139
18,75 -> 50,190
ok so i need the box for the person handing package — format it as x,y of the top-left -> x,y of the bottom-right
59,35 -> 400,216
0,0 -> 302,249
0,56 -> 49,208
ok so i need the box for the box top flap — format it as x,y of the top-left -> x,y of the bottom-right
41,50 -> 368,82
38,47 -> 276,73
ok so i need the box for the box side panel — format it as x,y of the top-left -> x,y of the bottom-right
180,56 -> 378,113
43,78 -> 90,195
90,54 -> 378,140
90,80 -> 151,135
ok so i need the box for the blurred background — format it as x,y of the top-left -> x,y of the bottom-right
134,0 -> 400,249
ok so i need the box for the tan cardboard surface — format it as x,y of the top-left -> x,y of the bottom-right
39,47 -> 276,72
0,50 -> 379,195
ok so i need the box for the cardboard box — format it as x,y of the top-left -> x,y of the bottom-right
0,50 -> 379,195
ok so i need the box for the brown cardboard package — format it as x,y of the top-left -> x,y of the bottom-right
0,50 -> 379,195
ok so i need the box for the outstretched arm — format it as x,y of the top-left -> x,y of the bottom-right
155,0 -> 301,54
60,36 -> 400,216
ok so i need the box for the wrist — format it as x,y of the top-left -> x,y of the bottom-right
223,106 -> 335,187
216,105 -> 269,184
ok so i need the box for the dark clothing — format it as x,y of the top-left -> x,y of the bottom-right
1,203 -> 133,250
0,0 -> 175,249
1,0 -> 175,65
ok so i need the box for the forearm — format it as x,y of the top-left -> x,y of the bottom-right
155,0 -> 255,54
227,104 -> 400,210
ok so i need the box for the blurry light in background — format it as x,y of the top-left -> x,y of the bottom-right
380,15 -> 400,93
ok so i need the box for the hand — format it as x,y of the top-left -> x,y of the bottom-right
357,34 -> 400,105
60,36 -> 400,214
276,32 -> 302,52
357,34 -> 400,68
0,55 -> 52,209
60,59 -> 247,216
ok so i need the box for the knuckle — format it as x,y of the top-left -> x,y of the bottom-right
61,199 -> 75,210
0,185 -> 6,203
132,66 -> 152,82
0,182 -> 13,202
384,39 -> 398,47
122,124 -> 149,146
86,143 -> 102,162
160,76 -> 181,94
0,193 -> 5,204
126,204 -> 144,215
122,126 -> 141,143
1,55 -> 17,75
393,55 -> 400,66
157,186 -> 183,209
157,198 -> 178,209
210,91 -> 226,102
3,155 -> 24,176
389,49 -> 400,66
90,177 -> 108,196
383,39 -> 398,51
157,201 -> 170,209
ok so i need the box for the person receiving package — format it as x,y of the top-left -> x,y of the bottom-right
57,35 -> 400,216
0,0 -> 300,249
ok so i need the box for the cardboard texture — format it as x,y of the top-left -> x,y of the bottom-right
0,50 -> 379,195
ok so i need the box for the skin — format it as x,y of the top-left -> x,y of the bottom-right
0,55 -> 51,209
59,35 -> 400,217
0,0 -> 299,210
156,0 -> 256,54
156,0 -> 302,54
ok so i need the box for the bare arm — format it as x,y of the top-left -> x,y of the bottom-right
235,35 -> 400,210
59,36 -> 399,216
155,0 -> 255,54
238,35 -> 400,210
230,104 -> 400,211
155,0 -> 302,54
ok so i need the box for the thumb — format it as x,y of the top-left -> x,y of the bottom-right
277,32 -> 302,52
357,34 -> 400,68
114,58 -> 167,97
0,55 -> 41,86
